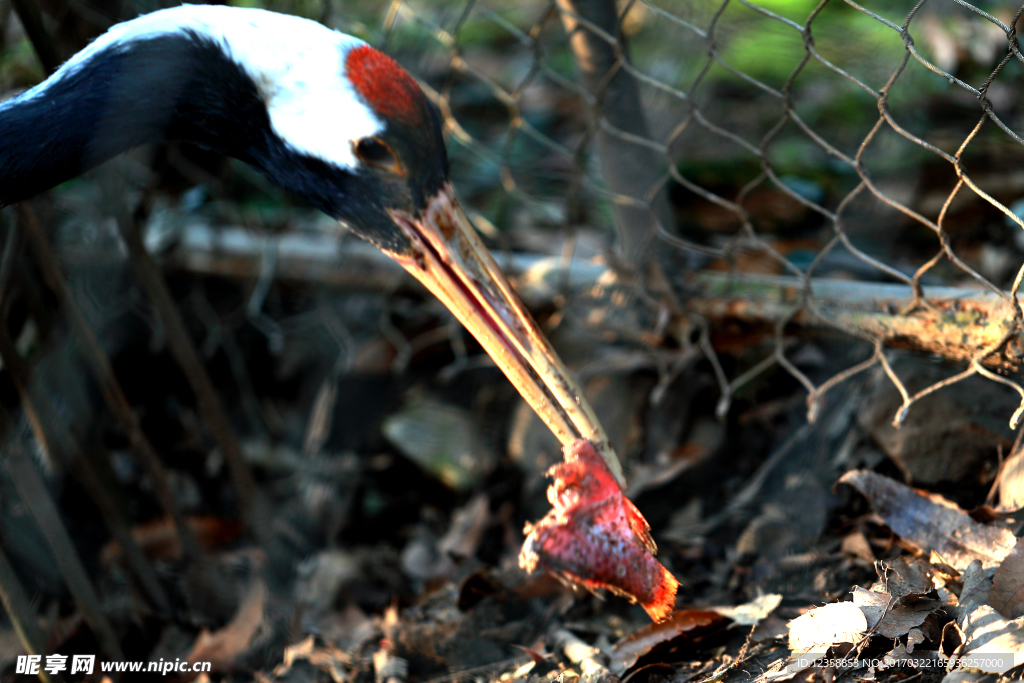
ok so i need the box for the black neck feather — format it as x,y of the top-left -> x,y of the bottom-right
0,32 -> 275,205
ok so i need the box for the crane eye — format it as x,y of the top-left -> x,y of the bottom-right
354,138 -> 402,175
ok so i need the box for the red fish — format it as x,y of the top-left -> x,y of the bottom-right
519,440 -> 679,621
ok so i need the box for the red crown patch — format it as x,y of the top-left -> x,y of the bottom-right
345,45 -> 425,127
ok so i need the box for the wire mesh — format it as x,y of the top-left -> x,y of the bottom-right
3,0 -> 1023,456
362,0 -> 1024,431
0,0 -> 1021,657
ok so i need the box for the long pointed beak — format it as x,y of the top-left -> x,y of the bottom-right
382,183 -> 625,487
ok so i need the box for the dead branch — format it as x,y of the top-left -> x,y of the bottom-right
2,442 -> 124,660
0,541 -> 63,683
113,211 -> 279,560
0,316 -> 171,618
685,273 -> 1023,370
139,224 -> 1024,371
19,204 -> 203,563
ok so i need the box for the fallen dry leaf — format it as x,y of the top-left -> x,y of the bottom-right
838,470 -> 1016,569
851,587 -> 941,639
999,442 -> 1024,511
786,585 -> 942,667
750,614 -> 790,642
991,538 -> 1024,619
788,601 -> 867,655
840,530 -> 876,562
402,496 -> 492,584
857,359 -> 1015,484
373,646 -> 409,683
295,549 -> 361,608
886,626 -> 927,659
875,556 -> 935,601
940,618 -> 966,662
555,629 -> 616,683
519,440 -> 679,621
609,610 -> 728,674
274,636 -> 349,683
959,560 -> 993,612
943,561 -> 1024,674
186,560 -> 268,673
100,516 -> 244,565
438,494 -> 492,562
955,601 -> 1024,673
710,593 -> 783,626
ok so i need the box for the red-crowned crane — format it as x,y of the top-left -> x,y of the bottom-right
0,5 -> 677,620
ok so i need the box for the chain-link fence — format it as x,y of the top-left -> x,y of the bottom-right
328,0 -> 1024,433
11,0 -> 1022,440
2,0 -> 1024,671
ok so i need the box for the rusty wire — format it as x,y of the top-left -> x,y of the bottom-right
5,0 -> 1022,442
0,0 -> 1021,657
370,0 -> 1024,430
